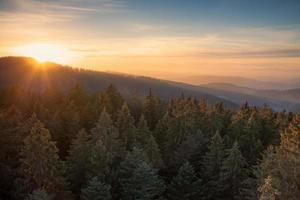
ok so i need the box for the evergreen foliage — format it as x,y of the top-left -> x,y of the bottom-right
66,129 -> 91,195
168,162 -> 201,200
20,121 -> 67,197
0,83 -> 295,200
201,131 -> 226,199
256,111 -> 300,200
81,177 -> 111,200
220,142 -> 248,199
120,152 -> 165,200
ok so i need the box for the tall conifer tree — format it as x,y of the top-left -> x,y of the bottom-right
168,162 -> 201,200
20,122 -> 67,197
201,131 -> 226,200
81,177 -> 111,200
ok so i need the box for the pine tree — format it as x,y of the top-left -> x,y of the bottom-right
168,162 -> 201,200
163,116 -> 187,166
240,110 -> 264,165
229,102 -> 252,141
135,115 -> 152,147
119,150 -> 165,200
198,99 -> 210,133
20,121 -> 66,196
0,105 -> 24,163
162,98 -> 203,168
258,105 -> 277,146
66,129 -> 91,196
0,113 -> 40,199
132,162 -> 165,200
220,142 -> 248,199
98,84 -> 124,120
91,109 -> 116,141
126,90 -> 144,122
136,115 -> 163,168
143,89 -> 160,131
90,109 -> 125,177
154,113 -> 170,150
201,131 -> 226,200
115,103 -> 136,150
89,139 -> 110,179
172,131 -> 208,171
80,100 -> 99,130
52,99 -> 81,158
118,148 -> 148,182
209,102 -> 231,136
144,135 -> 164,168
81,177 -> 111,200
67,84 -> 89,109
256,111 -> 300,200
27,188 -> 54,200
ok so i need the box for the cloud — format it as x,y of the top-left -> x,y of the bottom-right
0,0 -> 126,16
66,30 -> 300,59
130,23 -> 168,33
0,1 -> 299,80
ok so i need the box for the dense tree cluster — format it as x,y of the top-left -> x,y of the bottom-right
0,84 -> 298,199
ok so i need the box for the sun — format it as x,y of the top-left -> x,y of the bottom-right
15,43 -> 70,63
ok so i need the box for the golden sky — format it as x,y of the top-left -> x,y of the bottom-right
1,0 -> 300,82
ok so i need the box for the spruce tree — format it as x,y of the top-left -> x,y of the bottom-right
66,129 -> 91,196
256,111 -> 300,200
154,113 -> 170,150
144,135 -> 164,168
90,109 -> 125,176
135,115 -> 152,147
220,142 -> 248,199
209,102 -> 231,136
201,131 -> 226,200
143,89 -> 160,131
241,111 -> 264,165
126,90 -> 144,122
91,109 -> 116,141
136,115 -> 163,168
0,105 -> 23,162
98,84 -> 124,120
173,131 -> 208,172
119,150 -> 165,200
168,162 -> 201,200
115,103 -> 136,150
67,84 -> 89,109
20,121 -> 66,196
81,177 -> 111,200
258,105 -> 277,146
52,99 -> 81,158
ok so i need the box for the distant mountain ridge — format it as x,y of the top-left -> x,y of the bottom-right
179,75 -> 300,90
0,56 -> 237,107
203,83 -> 300,103
200,83 -> 300,111
1,56 -> 299,111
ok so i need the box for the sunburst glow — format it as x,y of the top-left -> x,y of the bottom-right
14,43 -> 70,63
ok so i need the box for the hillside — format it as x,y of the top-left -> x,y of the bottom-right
180,75 -> 300,90
201,83 -> 300,111
0,56 -> 236,107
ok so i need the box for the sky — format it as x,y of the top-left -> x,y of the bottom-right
1,0 -> 300,81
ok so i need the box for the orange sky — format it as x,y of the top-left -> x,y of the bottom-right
1,0 -> 300,82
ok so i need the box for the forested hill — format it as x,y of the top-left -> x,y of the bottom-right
0,56 -> 299,200
0,70 -> 299,199
0,56 -> 236,107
